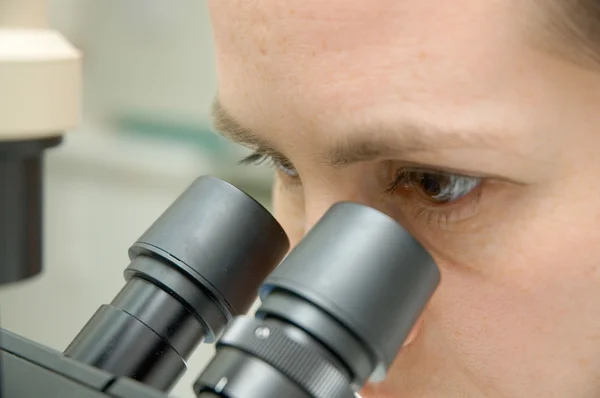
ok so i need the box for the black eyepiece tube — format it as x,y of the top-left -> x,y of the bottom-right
194,202 -> 440,398
64,176 -> 289,392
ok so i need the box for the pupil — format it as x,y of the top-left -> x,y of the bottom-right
420,173 -> 442,196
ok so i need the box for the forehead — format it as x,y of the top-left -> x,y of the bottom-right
208,1 -> 546,148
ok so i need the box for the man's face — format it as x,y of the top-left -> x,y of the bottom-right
207,1 -> 600,397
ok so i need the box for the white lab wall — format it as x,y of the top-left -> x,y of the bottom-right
48,0 -> 220,125
0,2 -> 273,397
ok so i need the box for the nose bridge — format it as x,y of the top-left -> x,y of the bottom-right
302,183 -> 371,234
303,202 -> 333,235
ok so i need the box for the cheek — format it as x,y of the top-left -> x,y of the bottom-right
426,220 -> 600,395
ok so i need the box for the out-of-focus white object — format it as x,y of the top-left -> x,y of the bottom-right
0,0 -> 81,140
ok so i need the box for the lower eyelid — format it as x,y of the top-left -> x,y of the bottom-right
394,184 -> 484,228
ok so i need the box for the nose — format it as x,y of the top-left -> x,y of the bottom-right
302,181 -> 375,234
304,208 -> 328,235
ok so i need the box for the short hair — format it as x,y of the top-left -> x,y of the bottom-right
537,1 -> 600,68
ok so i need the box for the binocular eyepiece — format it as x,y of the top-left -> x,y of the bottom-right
64,176 -> 440,398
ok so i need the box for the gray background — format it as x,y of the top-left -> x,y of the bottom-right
0,2 -> 273,397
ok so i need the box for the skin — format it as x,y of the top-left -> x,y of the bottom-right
207,1 -> 600,397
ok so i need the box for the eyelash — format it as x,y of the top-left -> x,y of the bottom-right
239,152 -> 298,177
240,151 -> 483,228
385,168 -> 483,227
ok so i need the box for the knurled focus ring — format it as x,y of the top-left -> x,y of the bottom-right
218,317 -> 356,398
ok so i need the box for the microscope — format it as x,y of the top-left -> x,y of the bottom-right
0,2 -> 441,397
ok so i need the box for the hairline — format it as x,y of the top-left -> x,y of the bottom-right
531,0 -> 600,70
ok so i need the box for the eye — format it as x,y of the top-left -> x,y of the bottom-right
387,168 -> 484,227
389,169 -> 481,204
239,151 -> 299,178
407,171 -> 481,204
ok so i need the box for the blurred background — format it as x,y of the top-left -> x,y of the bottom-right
0,1 -> 274,397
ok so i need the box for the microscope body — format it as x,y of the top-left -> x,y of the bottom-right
1,328 -> 170,398
0,0 -> 80,284
0,2 -> 171,396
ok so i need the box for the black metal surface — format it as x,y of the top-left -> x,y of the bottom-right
195,393 -> 223,398
1,352 -> 110,398
2,175 -> 440,398
214,317 -> 355,398
257,291 -> 372,385
129,175 -> 290,319
0,328 -> 170,398
110,276 -> 205,358
0,136 -> 62,285
194,201 -> 440,397
123,255 -> 228,345
0,326 -> 115,390
64,301 -> 190,391
64,176 -> 289,391
106,378 -> 174,398
194,347 -> 310,398
260,202 -> 440,381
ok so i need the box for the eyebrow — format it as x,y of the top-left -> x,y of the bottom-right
212,99 -> 513,168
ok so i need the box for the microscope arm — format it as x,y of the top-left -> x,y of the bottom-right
0,0 -> 81,284
1,328 -> 169,397
0,0 -> 80,141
